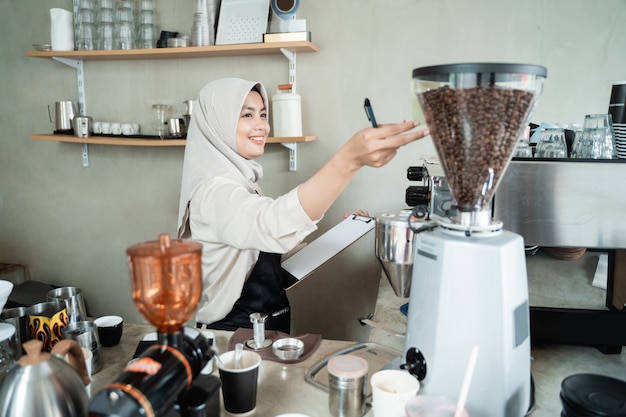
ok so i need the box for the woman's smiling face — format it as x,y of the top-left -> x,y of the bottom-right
236,90 -> 270,159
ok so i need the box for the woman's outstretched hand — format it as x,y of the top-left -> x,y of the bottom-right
298,120 -> 429,221
338,121 -> 430,171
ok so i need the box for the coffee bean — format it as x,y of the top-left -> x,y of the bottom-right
419,86 -> 534,211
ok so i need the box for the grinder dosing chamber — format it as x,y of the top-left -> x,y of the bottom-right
402,63 -> 547,417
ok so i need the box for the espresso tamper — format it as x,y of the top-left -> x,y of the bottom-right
246,312 -> 272,350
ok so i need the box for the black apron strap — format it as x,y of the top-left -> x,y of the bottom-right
206,252 -> 291,333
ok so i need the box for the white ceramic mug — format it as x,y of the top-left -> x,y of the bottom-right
111,122 -> 122,135
121,123 -> 135,135
131,123 -> 140,134
100,122 -> 111,134
92,121 -> 102,134
370,369 -> 420,417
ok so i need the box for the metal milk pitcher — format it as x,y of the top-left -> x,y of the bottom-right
49,101 -> 78,132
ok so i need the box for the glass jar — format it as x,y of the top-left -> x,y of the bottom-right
0,323 -> 17,384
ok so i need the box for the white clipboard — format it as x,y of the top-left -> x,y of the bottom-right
282,215 -> 376,286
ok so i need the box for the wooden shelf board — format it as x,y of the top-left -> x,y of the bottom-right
32,134 -> 316,146
26,41 -> 319,61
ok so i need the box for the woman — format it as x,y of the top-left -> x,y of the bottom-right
177,78 -> 428,332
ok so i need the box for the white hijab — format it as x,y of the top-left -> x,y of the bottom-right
177,78 -> 269,238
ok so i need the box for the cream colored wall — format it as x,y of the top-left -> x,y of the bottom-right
1,0 -> 625,322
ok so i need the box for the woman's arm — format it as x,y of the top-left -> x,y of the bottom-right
298,121 -> 429,220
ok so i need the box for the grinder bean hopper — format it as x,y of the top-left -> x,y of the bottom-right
400,63 -> 547,417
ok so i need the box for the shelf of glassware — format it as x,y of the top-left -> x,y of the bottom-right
25,41 -> 319,60
31,134 -> 316,147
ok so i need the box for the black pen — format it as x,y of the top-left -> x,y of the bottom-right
363,98 -> 378,128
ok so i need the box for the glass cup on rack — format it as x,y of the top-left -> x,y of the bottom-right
152,104 -> 171,138
98,21 -> 114,50
115,20 -> 135,50
98,7 -> 114,24
77,22 -> 97,50
139,0 -> 155,12
535,127 -> 568,158
137,24 -> 157,49
574,114 -> 615,159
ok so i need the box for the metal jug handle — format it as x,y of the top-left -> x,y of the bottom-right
51,339 -> 92,386
47,105 -> 54,124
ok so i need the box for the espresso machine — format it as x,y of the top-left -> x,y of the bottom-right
377,63 -> 547,417
89,234 -> 219,417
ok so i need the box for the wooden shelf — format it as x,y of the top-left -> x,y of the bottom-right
26,41 -> 319,61
32,134 -> 316,147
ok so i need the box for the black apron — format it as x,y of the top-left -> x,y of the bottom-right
206,252 -> 296,333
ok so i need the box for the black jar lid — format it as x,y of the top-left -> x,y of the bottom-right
413,63 -> 547,78
560,374 -> 626,417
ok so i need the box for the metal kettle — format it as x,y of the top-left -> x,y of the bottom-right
0,339 -> 90,417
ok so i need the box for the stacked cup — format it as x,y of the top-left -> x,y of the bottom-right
191,0 -> 212,46
535,127 -> 568,159
137,0 -> 158,49
608,82 -> 626,159
97,0 -> 115,50
76,0 -> 97,51
115,2 -> 135,49
572,114 -> 615,159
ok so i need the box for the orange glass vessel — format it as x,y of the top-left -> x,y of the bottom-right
126,234 -> 202,334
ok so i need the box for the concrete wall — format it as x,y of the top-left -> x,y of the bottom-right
1,0 -> 625,323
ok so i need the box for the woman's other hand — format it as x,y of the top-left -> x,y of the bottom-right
343,209 -> 370,219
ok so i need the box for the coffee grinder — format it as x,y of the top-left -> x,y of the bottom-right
89,234 -> 218,417
398,63 -> 547,417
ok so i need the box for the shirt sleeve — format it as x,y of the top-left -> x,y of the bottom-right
189,177 -> 318,253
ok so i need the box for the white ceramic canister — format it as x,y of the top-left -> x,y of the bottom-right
50,8 -> 75,51
271,84 -> 302,138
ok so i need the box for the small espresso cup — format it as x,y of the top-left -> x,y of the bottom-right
111,122 -> 122,135
101,122 -> 111,134
121,123 -> 135,135
94,315 -> 123,347
27,300 -> 69,351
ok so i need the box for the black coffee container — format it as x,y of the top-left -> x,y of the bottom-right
608,82 -> 626,125
560,373 -> 626,417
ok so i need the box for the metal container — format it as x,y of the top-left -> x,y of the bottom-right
167,117 -> 186,137
53,101 -> 78,131
72,116 -> 93,138
374,210 -> 416,297
327,355 -> 368,417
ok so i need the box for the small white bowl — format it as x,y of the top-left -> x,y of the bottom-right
0,280 -> 13,310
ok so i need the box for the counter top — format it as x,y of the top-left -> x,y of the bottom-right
92,322 -> 626,417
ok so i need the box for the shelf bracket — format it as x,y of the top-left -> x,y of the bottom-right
280,48 -> 297,92
281,142 -> 297,171
280,48 -> 298,171
52,57 -> 89,167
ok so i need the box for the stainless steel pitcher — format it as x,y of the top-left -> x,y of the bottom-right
49,101 -> 78,131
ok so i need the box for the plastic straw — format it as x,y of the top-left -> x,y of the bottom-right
454,344 -> 480,417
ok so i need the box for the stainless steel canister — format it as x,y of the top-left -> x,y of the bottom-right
328,355 -> 368,417
61,321 -> 103,374
72,116 -> 93,138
